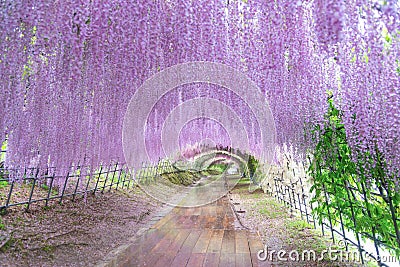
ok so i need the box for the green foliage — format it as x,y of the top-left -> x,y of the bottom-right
1,140 -> 6,151
0,139 -> 6,163
308,95 -> 400,259
42,205 -> 51,211
41,184 -> 49,191
202,169 -> 221,176
0,217 -> 5,230
0,237 -> 14,252
247,155 -> 259,178
42,244 -> 55,253
207,163 -> 228,174
160,171 -> 201,186
40,183 -> 58,196
284,219 -> 313,232
0,180 -> 8,189
237,177 -> 251,185
254,198 -> 286,218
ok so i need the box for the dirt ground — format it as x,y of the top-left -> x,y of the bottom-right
228,180 -> 366,267
0,176 -> 369,267
0,186 -> 165,267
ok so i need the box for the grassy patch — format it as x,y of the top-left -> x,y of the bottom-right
284,219 -> 313,232
254,198 -> 287,218
0,235 -> 23,253
42,244 -> 55,253
160,170 -> 202,186
42,205 -> 52,211
231,183 -> 365,266
0,216 -> 5,230
0,237 -> 13,252
201,169 -> 221,176
234,184 -> 264,198
40,183 -> 58,197
0,180 -> 8,190
236,177 -> 251,185
207,163 -> 228,174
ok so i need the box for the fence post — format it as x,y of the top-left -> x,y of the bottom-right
360,182 -> 382,266
109,163 -> 118,191
310,201 -> 323,236
45,171 -> 55,207
344,180 -> 364,264
59,171 -> 70,204
297,193 -> 303,220
94,165 -> 103,193
384,186 -> 400,251
273,177 -> 279,202
322,183 -> 335,243
26,168 -> 39,211
115,167 -> 123,190
303,195 -> 314,228
285,186 -> 293,215
328,175 -> 348,251
101,163 -> 112,193
299,176 -> 311,225
3,181 -> 14,214
72,165 -> 82,201
291,184 -> 297,210
126,166 -> 134,188
123,166 -> 129,188
84,166 -> 93,193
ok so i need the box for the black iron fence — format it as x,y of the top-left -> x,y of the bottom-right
3,148 -> 398,267
135,160 -> 175,185
261,166 -> 399,267
0,163 -> 136,213
0,160 -> 174,213
0,159 -> 177,213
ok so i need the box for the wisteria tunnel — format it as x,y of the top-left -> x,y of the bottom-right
0,1 -> 399,267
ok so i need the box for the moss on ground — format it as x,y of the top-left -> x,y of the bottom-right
160,170 -> 202,186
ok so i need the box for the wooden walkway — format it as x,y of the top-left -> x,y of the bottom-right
104,175 -> 270,267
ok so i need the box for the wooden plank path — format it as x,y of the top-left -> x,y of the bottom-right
100,175 -> 271,267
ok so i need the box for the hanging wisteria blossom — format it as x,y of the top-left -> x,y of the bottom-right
0,0 -> 398,188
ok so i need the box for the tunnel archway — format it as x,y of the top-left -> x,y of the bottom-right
122,62 -> 277,173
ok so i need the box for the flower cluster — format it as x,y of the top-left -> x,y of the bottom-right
0,1 -> 398,185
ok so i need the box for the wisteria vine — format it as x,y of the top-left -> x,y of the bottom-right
0,0 -> 399,187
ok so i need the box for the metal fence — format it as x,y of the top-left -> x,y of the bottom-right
2,149 -> 398,266
0,163 -> 135,213
0,159 -> 177,213
135,160 -> 175,185
261,166 -> 399,267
